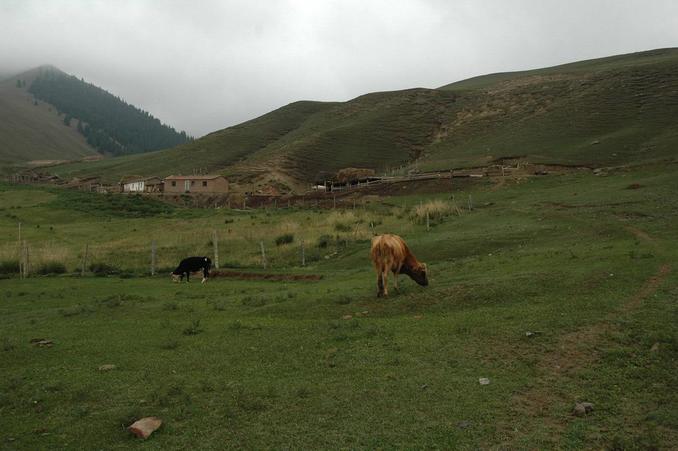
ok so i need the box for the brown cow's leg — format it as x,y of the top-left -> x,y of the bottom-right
393,264 -> 402,292
381,270 -> 389,297
377,268 -> 384,298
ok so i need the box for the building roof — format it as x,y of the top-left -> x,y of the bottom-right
164,175 -> 226,180
119,176 -> 162,184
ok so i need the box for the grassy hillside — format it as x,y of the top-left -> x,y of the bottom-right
425,47 -> 678,170
0,163 -> 676,448
49,100 -> 339,185
0,68 -> 97,170
49,48 -> 678,190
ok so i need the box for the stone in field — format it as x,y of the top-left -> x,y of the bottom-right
30,338 -> 53,348
573,402 -> 594,416
128,417 -> 162,439
98,364 -> 116,371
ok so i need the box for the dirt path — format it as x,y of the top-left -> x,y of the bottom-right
211,270 -> 323,281
625,225 -> 656,245
499,259 -> 671,446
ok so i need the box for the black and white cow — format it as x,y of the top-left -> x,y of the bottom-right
171,256 -> 212,283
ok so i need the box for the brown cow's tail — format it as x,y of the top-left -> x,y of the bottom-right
370,236 -> 393,271
370,237 -> 384,267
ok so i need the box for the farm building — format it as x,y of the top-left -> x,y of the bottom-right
67,176 -> 103,191
163,175 -> 229,194
120,176 -> 164,193
314,168 -> 381,192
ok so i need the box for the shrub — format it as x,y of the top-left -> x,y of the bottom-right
160,339 -> 179,350
2,337 -> 16,352
0,260 -> 19,274
317,234 -> 332,248
241,296 -> 266,307
183,320 -> 203,336
101,295 -> 123,308
410,200 -> 453,224
334,295 -> 352,305
36,261 -> 67,275
334,222 -> 352,232
89,262 -> 120,275
59,305 -> 93,317
275,233 -> 294,246
162,302 -> 179,311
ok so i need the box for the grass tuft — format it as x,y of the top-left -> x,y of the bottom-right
182,320 -> 203,336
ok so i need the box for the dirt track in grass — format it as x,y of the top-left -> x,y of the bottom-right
498,248 -> 671,446
211,270 -> 323,281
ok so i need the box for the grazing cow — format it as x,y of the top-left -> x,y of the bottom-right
171,256 -> 211,283
370,234 -> 428,297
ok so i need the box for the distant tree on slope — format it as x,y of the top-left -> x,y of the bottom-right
28,67 -> 191,156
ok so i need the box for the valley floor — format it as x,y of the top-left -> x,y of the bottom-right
1,163 -> 677,449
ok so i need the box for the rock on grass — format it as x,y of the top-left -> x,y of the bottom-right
128,417 -> 162,439
573,402 -> 594,416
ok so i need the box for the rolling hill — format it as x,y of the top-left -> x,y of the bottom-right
0,65 -> 191,172
49,48 -> 678,190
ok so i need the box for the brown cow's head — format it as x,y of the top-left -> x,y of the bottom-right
409,263 -> 428,287
170,272 -> 181,283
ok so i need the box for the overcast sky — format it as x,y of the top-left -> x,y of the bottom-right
1,0 -> 677,137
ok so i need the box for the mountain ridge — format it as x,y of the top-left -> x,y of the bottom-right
33,47 -> 678,191
0,67 -> 97,170
0,65 -> 191,171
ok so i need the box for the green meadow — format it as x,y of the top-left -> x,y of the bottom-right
1,164 -> 677,449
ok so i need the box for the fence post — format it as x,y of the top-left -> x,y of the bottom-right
243,197 -> 246,209
19,245 -> 23,280
301,239 -> 305,266
260,241 -> 267,269
24,241 -> 29,278
19,240 -> 26,279
212,230 -> 219,269
81,243 -> 89,277
333,195 -> 336,209
468,194 -> 473,211
451,195 -> 462,216
151,240 -> 157,276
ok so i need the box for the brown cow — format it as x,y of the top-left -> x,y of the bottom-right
370,234 -> 428,297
